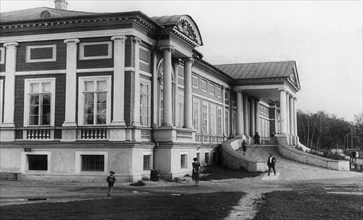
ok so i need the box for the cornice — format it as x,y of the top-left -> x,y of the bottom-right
0,13 -> 158,34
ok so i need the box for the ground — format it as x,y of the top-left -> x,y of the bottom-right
1,151 -> 362,219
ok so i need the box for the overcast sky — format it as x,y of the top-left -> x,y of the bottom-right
1,0 -> 362,122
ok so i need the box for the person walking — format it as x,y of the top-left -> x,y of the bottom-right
253,132 -> 260,146
267,154 -> 276,176
242,140 -> 247,156
192,158 -> 200,186
106,171 -> 116,196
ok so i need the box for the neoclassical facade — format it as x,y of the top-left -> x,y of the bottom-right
0,2 -> 300,181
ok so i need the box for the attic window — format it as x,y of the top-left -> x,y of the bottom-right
40,11 -> 51,19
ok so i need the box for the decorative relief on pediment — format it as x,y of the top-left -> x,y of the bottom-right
176,18 -> 197,41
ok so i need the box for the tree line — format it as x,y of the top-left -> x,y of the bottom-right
297,111 -> 362,150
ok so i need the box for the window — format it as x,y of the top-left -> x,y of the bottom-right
26,45 -> 56,63
80,42 -> 112,60
79,76 -> 111,125
143,154 -> 152,170
225,109 -> 230,136
177,88 -> 184,128
205,153 -> 209,165
24,78 -> 55,126
209,83 -> 215,95
140,81 -> 151,126
28,155 -> 48,171
217,107 -> 223,135
81,155 -> 104,172
193,99 -> 200,132
200,79 -> 207,92
0,80 -> 3,124
216,86 -> 222,98
192,75 -> 198,88
202,102 -> 209,134
210,104 -> 216,135
225,90 -> 230,105
0,47 -> 4,64
181,154 -> 188,168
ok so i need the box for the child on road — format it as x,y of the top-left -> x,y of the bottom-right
106,171 -> 116,196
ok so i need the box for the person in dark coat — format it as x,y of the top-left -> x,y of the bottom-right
242,140 -> 247,155
253,132 -> 260,145
267,154 -> 276,176
192,158 -> 200,186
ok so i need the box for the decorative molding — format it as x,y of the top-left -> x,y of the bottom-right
15,70 -> 66,76
77,68 -> 114,73
3,42 -> 18,47
133,37 -> 142,45
0,29 -> 155,46
64,38 -> 80,44
111,35 -> 127,41
159,45 -> 175,53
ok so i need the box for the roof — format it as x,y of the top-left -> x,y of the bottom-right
0,7 -> 96,23
214,61 -> 296,79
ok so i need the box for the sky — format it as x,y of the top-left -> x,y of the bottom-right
1,0 -> 362,122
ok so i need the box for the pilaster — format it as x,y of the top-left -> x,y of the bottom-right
0,42 -> 18,141
132,37 -> 142,127
62,38 -> 79,141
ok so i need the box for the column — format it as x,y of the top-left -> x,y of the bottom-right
251,99 -> 256,134
184,58 -> 193,129
132,37 -> 142,126
236,91 -> 244,137
293,97 -> 298,144
173,61 -> 179,127
161,46 -> 174,127
279,89 -> 287,134
2,42 -> 18,128
63,39 -> 79,127
286,92 -> 290,137
222,86 -> 226,138
243,94 -> 249,137
289,95 -> 294,144
111,36 -> 127,125
255,99 -> 260,135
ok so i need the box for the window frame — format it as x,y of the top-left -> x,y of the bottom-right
217,106 -> 223,135
26,45 -> 57,63
23,78 -> 56,127
75,151 -> 108,173
140,79 -> 151,127
200,79 -> 207,92
143,153 -> 152,171
78,76 -> 112,126
209,83 -> 215,95
21,151 -> 51,173
202,101 -> 209,134
177,88 -> 184,128
0,47 -> 4,64
210,103 -> 216,135
180,153 -> 188,169
193,98 -> 200,133
192,75 -> 199,88
79,41 -> 112,60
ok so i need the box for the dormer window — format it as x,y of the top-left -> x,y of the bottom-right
26,45 -> 56,63
79,42 -> 112,60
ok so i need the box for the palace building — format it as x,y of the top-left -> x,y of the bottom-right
0,1 -> 301,181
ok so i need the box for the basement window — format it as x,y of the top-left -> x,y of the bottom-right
28,155 -> 48,171
81,155 -> 105,172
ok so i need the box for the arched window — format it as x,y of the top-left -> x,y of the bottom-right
157,59 -> 175,127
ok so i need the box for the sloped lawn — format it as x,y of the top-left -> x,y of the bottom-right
0,192 -> 245,220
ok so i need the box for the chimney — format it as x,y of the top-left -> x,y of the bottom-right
54,0 -> 68,10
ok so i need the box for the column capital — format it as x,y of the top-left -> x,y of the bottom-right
183,57 -> 194,64
111,35 -> 127,42
133,37 -> 142,45
159,45 -> 175,53
278,88 -> 286,92
64,38 -> 80,44
3,42 -> 18,48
